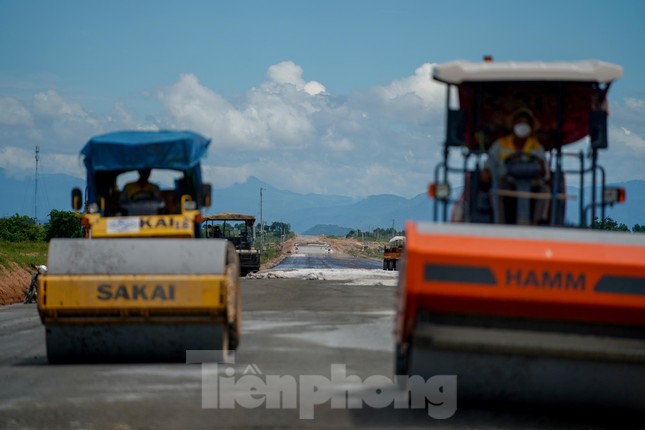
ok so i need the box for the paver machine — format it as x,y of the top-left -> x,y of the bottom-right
203,213 -> 261,276
395,59 -> 645,409
38,130 -> 241,362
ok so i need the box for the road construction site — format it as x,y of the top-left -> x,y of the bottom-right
3,59 -> 645,429
0,240 -> 641,429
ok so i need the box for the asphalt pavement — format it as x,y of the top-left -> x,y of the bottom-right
272,242 -> 383,270
0,246 -> 642,429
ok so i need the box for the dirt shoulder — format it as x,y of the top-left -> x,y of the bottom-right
323,236 -> 384,258
260,236 -> 298,270
0,263 -> 30,305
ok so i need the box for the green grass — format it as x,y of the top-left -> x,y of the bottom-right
260,243 -> 279,265
0,240 -> 48,270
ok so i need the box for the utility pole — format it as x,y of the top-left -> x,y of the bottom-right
259,187 -> 264,250
34,146 -> 40,220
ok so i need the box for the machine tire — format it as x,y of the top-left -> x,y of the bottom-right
383,260 -> 388,270
45,322 -> 230,364
228,323 -> 237,351
228,314 -> 240,351
221,322 -> 230,357
227,280 -> 241,351
395,342 -> 409,376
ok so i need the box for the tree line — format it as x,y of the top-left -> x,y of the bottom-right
0,211 -> 82,242
592,217 -> 645,232
346,219 -> 645,240
0,212 -> 294,243
254,221 -> 292,236
0,212 -> 642,244
346,227 -> 405,241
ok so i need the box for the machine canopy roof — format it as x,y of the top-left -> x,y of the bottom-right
432,60 -> 623,150
81,130 -> 211,173
204,213 -> 257,222
433,60 -> 623,84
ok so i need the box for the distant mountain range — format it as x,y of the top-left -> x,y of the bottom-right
1,169 -> 643,233
208,176 -> 433,233
302,225 -> 354,236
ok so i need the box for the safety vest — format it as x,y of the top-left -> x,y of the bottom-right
497,134 -> 542,160
123,182 -> 159,199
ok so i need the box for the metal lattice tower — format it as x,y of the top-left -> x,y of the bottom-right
34,146 -> 40,220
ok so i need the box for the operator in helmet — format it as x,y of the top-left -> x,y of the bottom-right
481,108 -> 548,224
482,108 -> 546,183
122,169 -> 161,201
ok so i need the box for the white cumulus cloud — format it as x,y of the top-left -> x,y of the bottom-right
0,97 -> 33,126
0,145 -> 84,179
2,61 -> 644,200
158,72 -> 317,150
33,90 -> 97,125
0,146 -> 34,175
6,62 -> 447,197
371,63 -> 445,123
624,97 -> 645,111
304,81 -> 325,96
264,61 -> 325,95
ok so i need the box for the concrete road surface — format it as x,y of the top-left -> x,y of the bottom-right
273,241 -> 382,270
0,278 -> 641,430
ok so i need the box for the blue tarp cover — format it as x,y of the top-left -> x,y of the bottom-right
81,130 -> 210,173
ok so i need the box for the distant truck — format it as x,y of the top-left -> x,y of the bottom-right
203,213 -> 261,276
383,235 -> 405,271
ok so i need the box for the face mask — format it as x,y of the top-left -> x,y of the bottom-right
514,123 -> 531,138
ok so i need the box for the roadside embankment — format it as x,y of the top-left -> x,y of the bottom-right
0,263 -> 30,305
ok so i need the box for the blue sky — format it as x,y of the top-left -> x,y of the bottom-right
1,0 -> 644,197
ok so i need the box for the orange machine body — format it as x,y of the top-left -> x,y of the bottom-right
397,222 -> 645,344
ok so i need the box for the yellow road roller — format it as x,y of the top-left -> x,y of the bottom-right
38,130 -> 240,363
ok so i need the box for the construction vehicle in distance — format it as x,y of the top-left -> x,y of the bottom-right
203,213 -> 261,276
383,235 -> 405,271
37,130 -> 241,363
395,59 -> 645,409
